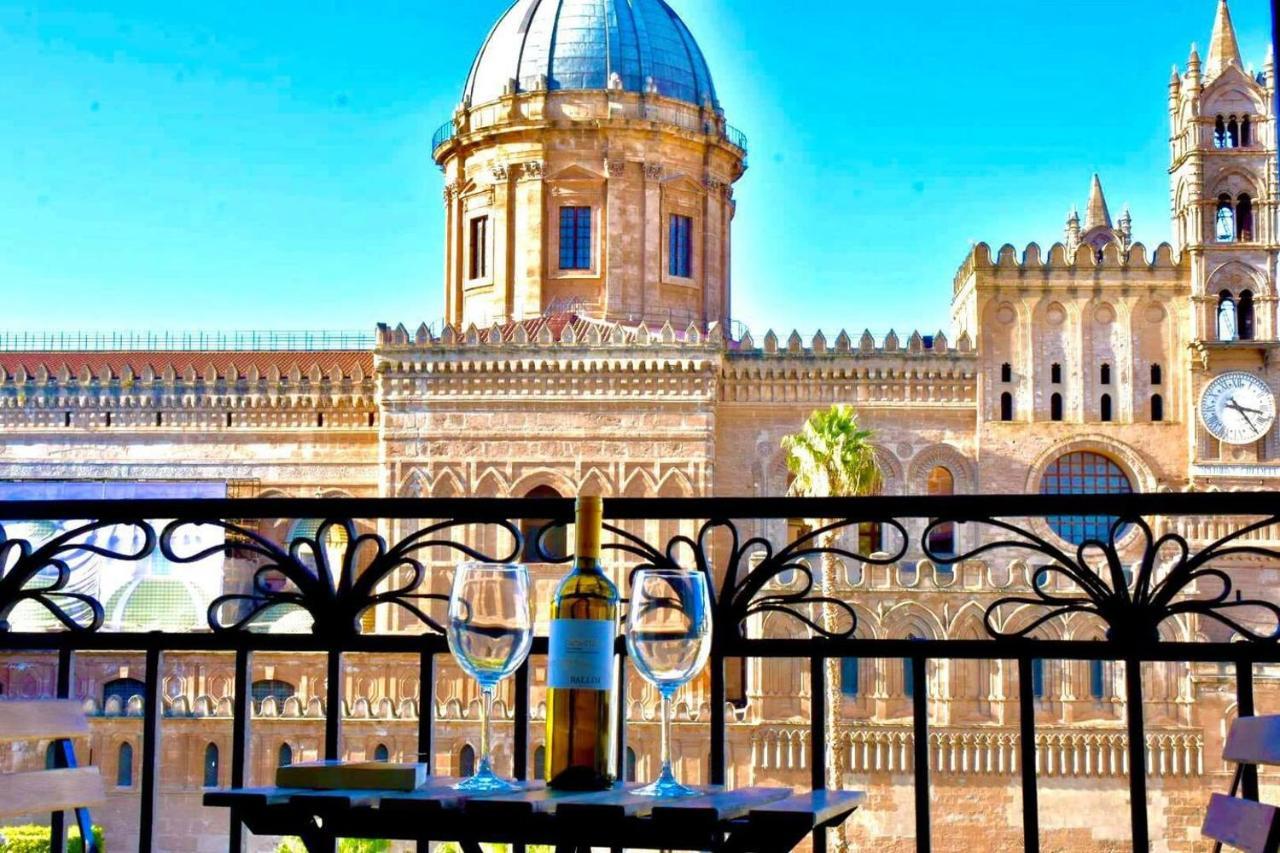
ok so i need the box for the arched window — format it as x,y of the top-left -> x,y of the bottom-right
1100,394 -> 1113,423
840,657 -> 860,698
534,745 -> 546,781
1089,660 -> 1106,699
1000,363 -> 1012,383
1031,659 -> 1046,699
1050,393 -> 1063,422
1050,363 -> 1062,384
1000,392 -> 1013,422
1227,116 -> 1240,148
1151,394 -> 1164,423
373,744 -> 389,762
117,742 -> 134,787
925,467 -> 956,560
1240,290 -> 1256,341
1150,364 -> 1162,386
521,485 -> 567,562
251,679 -> 296,710
46,742 -> 60,770
625,747 -> 638,783
203,743 -> 220,788
1039,451 -> 1133,545
1100,364 -> 1111,386
103,677 -> 145,709
1237,195 -> 1254,242
278,743 -> 293,767
458,744 -> 476,778
1217,195 -> 1236,242
1242,116 -> 1252,146
1219,291 -> 1239,341
1215,115 -> 1227,148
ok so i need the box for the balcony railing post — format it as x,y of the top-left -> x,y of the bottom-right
711,651 -> 726,786
1124,656 -> 1149,851
229,648 -> 251,853
1016,655 -> 1040,853
325,650 -> 342,760
50,647 -> 73,853
810,655 -> 827,853
1237,658 -> 1258,801
911,653 -> 931,853
138,647 -> 162,853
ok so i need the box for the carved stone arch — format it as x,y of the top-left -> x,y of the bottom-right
846,602 -> 880,640
316,488 -> 354,499
872,448 -> 904,496
431,470 -> 466,498
1208,260 -> 1268,297
510,469 -> 577,499
907,444 -> 976,495
1200,73 -> 1267,115
1023,434 -> 1157,494
621,468 -> 657,497
579,467 -> 613,497
998,603 -> 1070,641
947,601 -> 988,640
1207,167 -> 1261,201
257,488 -> 291,500
398,468 -> 429,498
473,468 -> 509,498
656,468 -> 694,498
881,602 -> 944,640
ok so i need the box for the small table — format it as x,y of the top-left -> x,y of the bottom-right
204,777 -> 864,853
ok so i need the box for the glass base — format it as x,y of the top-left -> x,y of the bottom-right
633,765 -> 697,798
453,764 -> 517,793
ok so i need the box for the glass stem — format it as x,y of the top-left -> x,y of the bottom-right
479,685 -> 493,774
659,688 -> 673,779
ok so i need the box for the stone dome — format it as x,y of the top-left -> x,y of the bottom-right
464,0 -> 719,110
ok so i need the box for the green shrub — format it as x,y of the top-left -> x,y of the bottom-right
276,840 -> 387,853
0,823 -> 104,852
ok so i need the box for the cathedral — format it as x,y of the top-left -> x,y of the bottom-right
1,0 -> 1278,850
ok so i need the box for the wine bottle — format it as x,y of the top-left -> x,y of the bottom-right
545,495 -> 618,790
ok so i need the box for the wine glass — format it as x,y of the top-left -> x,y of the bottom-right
447,562 -> 534,792
625,568 -> 713,797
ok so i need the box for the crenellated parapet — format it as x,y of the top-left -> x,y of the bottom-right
377,319 -> 979,409
0,352 -> 377,430
954,240 -> 1186,296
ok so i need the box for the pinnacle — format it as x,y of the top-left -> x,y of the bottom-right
1084,174 -> 1112,231
1205,0 -> 1243,79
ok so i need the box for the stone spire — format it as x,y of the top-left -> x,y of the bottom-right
1065,206 -> 1082,252
1205,0 -> 1243,80
1084,174 -> 1112,231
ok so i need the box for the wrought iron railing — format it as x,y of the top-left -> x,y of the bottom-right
724,124 -> 748,152
2,493 -> 1280,852
432,120 -> 456,152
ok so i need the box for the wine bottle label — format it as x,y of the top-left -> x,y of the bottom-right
548,618 -> 614,690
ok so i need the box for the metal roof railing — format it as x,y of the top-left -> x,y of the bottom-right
0,330 -> 377,352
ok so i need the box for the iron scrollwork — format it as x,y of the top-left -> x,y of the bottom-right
601,516 -> 907,640
923,514 -> 1280,644
162,517 -> 523,635
0,519 -> 155,632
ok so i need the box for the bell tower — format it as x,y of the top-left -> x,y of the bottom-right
1171,0 -> 1280,471
1170,0 -> 1278,344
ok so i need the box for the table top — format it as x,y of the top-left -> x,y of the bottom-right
205,777 -> 865,852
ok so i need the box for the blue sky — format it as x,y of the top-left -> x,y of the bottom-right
0,0 -> 1273,338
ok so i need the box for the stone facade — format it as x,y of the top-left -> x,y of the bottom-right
1,2 -> 1279,851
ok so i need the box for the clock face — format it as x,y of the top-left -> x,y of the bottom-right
1199,371 -> 1277,445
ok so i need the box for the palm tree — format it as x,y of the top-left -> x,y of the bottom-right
781,404 -> 881,853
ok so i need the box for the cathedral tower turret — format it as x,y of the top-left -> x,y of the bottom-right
1171,0 -> 1278,344
432,0 -> 746,330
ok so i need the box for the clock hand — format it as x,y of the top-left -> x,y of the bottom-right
1227,400 -> 1259,432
